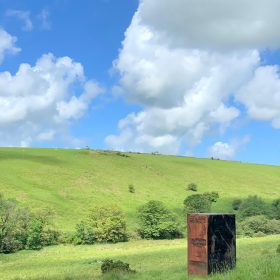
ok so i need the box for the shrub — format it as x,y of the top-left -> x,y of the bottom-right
232,199 -> 242,211
238,215 -> 280,237
187,183 -> 197,192
75,206 -> 128,244
0,194 -> 59,253
276,244 -> 280,254
101,259 -> 136,274
26,218 -> 44,250
272,198 -> 280,219
137,200 -> 182,240
0,195 -> 29,253
183,192 -> 219,214
73,221 -> 95,245
128,184 -> 135,193
238,196 -> 271,219
204,192 -> 219,203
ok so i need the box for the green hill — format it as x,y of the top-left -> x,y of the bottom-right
0,148 -> 279,232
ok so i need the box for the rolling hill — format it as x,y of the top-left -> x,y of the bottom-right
0,147 -> 279,232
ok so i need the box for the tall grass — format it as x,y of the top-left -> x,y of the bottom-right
0,236 -> 279,280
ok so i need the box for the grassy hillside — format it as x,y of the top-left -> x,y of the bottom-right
0,148 -> 280,231
0,236 -> 279,280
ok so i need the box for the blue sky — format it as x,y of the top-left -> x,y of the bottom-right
1,0 -> 280,165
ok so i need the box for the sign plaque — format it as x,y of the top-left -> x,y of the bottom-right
187,213 -> 236,276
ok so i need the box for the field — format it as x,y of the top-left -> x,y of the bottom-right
0,236 -> 279,280
0,148 -> 280,232
1,148 -> 280,280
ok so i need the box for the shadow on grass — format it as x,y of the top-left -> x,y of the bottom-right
0,150 -> 64,165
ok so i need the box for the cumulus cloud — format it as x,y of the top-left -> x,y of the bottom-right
0,28 -> 20,63
140,0 -> 280,50
208,136 -> 250,159
107,0 -> 280,155
0,53 -> 103,146
6,9 -> 33,31
236,66 -> 280,128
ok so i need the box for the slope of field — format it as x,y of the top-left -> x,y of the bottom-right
0,236 -> 279,280
0,148 -> 280,231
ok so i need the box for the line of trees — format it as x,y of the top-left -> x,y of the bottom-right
1,187 -> 280,254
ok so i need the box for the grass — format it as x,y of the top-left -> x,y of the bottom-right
1,148 -> 280,279
0,236 -> 279,280
0,147 -> 280,232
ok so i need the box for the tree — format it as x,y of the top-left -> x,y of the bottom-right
0,195 -> 30,253
204,192 -> 219,203
239,215 -> 280,237
183,193 -> 216,214
238,196 -> 271,219
0,194 -> 59,253
137,200 -> 182,240
75,206 -> 128,244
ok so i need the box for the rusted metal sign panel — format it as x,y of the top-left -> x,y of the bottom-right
187,214 -> 236,276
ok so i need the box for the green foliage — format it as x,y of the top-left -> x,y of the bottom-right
0,194 -> 59,253
26,218 -> 44,250
128,184 -> 135,193
0,148 -> 280,233
74,206 -> 128,244
204,191 -> 219,202
101,259 -> 136,275
272,198 -> 280,219
183,192 -> 219,214
232,199 -> 242,210
277,244 -> 280,254
0,195 -> 30,253
187,183 -> 197,192
238,196 -> 271,219
137,200 -> 182,240
238,215 -> 280,237
73,221 -> 95,245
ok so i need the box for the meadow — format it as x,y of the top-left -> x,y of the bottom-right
0,236 -> 279,280
1,148 -> 280,280
0,148 -> 280,232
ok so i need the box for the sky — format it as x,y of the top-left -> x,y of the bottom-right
1,0 -> 280,166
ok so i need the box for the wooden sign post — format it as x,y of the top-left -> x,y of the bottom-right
187,213 -> 236,276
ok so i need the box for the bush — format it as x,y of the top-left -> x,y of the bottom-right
0,195 -> 29,253
232,199 -> 242,211
238,215 -> 280,237
137,200 -> 182,240
238,196 -> 271,219
183,192 -> 219,214
272,198 -> 280,219
101,259 -> 136,274
0,194 -> 59,253
73,221 -> 95,245
26,218 -> 44,250
204,192 -> 219,203
187,183 -> 197,192
128,184 -> 135,193
276,244 -> 280,254
74,206 -> 128,244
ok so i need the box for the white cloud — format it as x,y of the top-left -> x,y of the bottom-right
140,0 -> 280,50
208,137 -> 250,159
0,53 -> 103,147
38,9 -> 51,30
0,28 -> 20,63
236,66 -> 280,128
107,0 -> 280,155
6,9 -> 33,31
